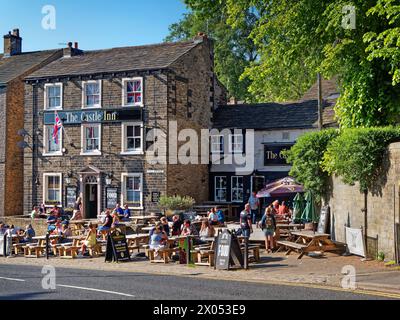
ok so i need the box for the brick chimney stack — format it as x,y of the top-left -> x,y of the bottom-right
194,32 -> 208,43
63,41 -> 82,58
3,28 -> 22,57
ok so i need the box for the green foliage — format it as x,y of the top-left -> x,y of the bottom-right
284,129 -> 339,201
158,195 -> 195,211
322,127 -> 400,191
174,0 -> 400,126
165,7 -> 257,102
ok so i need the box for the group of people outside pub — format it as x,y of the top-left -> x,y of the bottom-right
240,192 -> 292,252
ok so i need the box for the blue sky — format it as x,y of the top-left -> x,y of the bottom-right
0,0 -> 188,52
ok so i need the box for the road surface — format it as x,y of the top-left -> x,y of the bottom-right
0,264 -> 395,300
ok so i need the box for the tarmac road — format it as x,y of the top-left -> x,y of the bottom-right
0,264 -> 395,300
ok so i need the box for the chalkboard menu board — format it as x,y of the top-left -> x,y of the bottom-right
66,187 -> 77,209
106,188 -> 118,209
215,230 -> 244,270
105,229 -> 130,263
151,191 -> 161,203
317,206 -> 330,234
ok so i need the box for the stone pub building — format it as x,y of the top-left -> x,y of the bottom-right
23,35 -> 226,218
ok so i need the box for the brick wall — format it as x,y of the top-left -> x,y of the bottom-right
165,38 -> 222,204
24,73 -> 169,215
326,142 -> 400,260
0,87 -> 6,216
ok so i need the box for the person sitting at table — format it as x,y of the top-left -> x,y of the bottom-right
171,215 -> 182,236
149,225 -> 168,259
207,208 -> 219,226
278,201 -> 292,219
98,209 -> 113,240
260,206 -> 277,253
111,210 -> 121,227
70,210 -> 83,221
114,203 -> 124,216
215,207 -> 225,225
60,221 -> 72,243
180,220 -> 198,237
122,204 -> 131,221
160,217 -> 170,236
80,223 -> 97,257
21,224 -> 35,243
199,219 -> 215,241
31,206 -> 40,220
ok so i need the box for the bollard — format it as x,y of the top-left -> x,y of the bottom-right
46,233 -> 50,260
3,233 -> 7,257
244,236 -> 249,270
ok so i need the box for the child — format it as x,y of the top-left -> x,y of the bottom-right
80,223 -> 97,256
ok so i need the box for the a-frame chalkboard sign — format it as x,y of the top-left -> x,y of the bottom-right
105,229 -> 130,263
214,229 -> 244,270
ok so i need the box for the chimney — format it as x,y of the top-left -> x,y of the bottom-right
63,41 -> 82,58
194,32 -> 208,43
3,28 -> 22,57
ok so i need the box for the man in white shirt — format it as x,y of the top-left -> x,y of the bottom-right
248,192 -> 260,224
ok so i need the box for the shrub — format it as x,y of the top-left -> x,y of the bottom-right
158,195 -> 195,211
322,127 -> 400,192
284,129 -> 339,201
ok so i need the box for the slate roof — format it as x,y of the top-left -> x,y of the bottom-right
26,40 -> 202,80
212,100 -> 336,130
0,50 -> 60,85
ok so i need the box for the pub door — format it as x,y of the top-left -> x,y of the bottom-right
84,183 -> 98,219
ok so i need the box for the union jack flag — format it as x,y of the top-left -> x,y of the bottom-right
53,111 -> 63,144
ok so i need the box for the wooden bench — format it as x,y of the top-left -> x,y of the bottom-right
58,244 -> 80,259
277,240 -> 308,259
13,243 -> 26,255
192,243 -> 215,267
23,244 -> 46,258
145,243 -> 180,264
241,244 -> 261,262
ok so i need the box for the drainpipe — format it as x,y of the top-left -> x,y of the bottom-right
362,190 -> 368,256
317,73 -> 323,131
31,83 -> 37,210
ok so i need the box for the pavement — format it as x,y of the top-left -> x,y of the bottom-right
1,250 -> 399,299
0,264 -> 394,300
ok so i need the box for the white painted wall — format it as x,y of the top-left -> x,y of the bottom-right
210,128 -> 316,173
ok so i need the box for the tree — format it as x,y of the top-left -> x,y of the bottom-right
177,0 -> 400,126
165,6 -> 258,102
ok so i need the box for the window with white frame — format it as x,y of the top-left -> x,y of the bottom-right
43,173 -> 62,205
81,124 -> 101,154
210,135 -> 224,153
82,80 -> 101,108
215,176 -> 227,202
229,134 -> 243,153
43,125 -> 62,155
122,78 -> 143,106
121,173 -> 143,208
231,176 -> 244,202
121,122 -> 143,154
44,83 -> 62,110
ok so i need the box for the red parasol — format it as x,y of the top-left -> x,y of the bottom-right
256,177 -> 304,198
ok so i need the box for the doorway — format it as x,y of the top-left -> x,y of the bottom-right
85,183 -> 98,219
251,176 -> 265,193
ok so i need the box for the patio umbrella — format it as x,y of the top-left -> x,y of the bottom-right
256,177 -> 304,198
292,193 -> 305,222
301,191 -> 318,223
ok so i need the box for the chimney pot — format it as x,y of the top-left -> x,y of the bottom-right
74,42 -> 78,49
67,42 -> 73,48
12,29 -> 19,37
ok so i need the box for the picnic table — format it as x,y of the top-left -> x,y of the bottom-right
130,216 -> 159,224
277,230 -> 337,259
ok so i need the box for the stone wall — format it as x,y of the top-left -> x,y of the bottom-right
326,142 -> 400,260
2,217 -> 48,235
0,87 -> 6,217
166,37 -> 218,204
